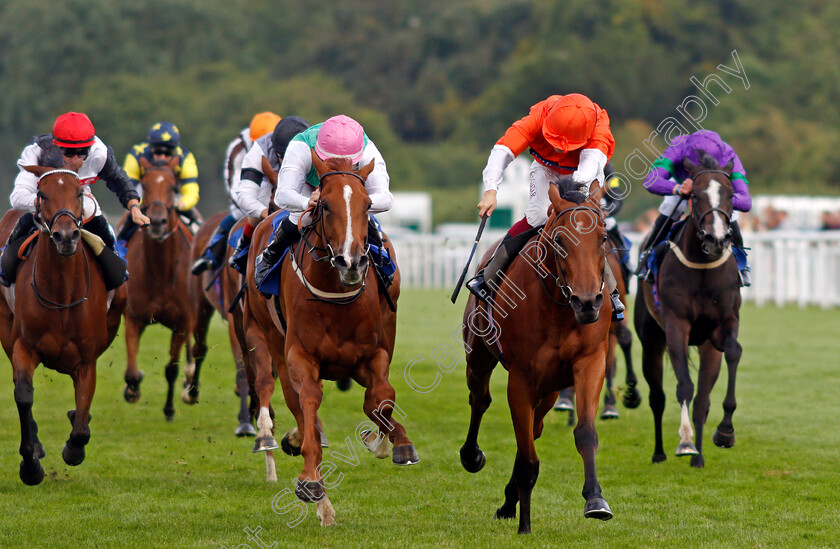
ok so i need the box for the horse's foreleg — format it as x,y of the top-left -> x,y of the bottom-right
664,318 -> 698,457
692,342 -> 723,468
183,307 -> 208,405
123,316 -> 145,403
163,328 -> 188,421
617,321 -> 641,408
573,352 -> 613,521
361,349 -> 418,466
63,364 -> 95,467
713,324 -> 741,450
506,368 -> 539,534
12,341 -> 43,485
287,347 -> 325,502
636,293 -> 667,462
460,342 -> 497,473
247,325 -> 279,454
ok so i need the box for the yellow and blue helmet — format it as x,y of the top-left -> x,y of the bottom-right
147,121 -> 181,148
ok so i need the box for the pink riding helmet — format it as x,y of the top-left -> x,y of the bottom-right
315,115 -> 365,165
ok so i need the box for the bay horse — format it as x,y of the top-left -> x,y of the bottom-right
634,150 -> 742,468
460,177 -> 613,534
122,156 -> 195,421
0,166 -> 125,484
243,151 -> 415,526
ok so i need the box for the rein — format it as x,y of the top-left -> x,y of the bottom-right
30,237 -> 91,310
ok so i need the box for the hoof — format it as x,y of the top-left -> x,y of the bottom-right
163,407 -> 175,422
518,525 -> 531,535
320,429 -> 329,448
652,452 -> 667,464
392,444 -> 419,466
713,428 -> 735,448
181,385 -> 199,405
676,441 -> 699,457
600,404 -> 619,420
62,442 -> 86,466
553,397 -> 574,412
584,497 -> 613,520
33,442 -> 46,460
494,505 -> 516,520
622,387 -> 642,409
280,432 -> 301,456
235,423 -> 257,437
336,377 -> 353,392
459,445 -> 486,473
690,454 -> 705,468
295,479 -> 325,502
253,435 -> 279,453
123,371 -> 144,403
19,459 -> 44,486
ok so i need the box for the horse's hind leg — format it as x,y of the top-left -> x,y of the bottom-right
634,293 -> 667,463
123,317 -> 146,403
691,342 -> 723,468
163,328 -> 189,421
601,333 -> 619,420
63,364 -> 95,467
12,342 -> 43,485
460,341 -> 497,473
713,325 -> 741,450
617,321 -> 641,408
360,349 -> 418,466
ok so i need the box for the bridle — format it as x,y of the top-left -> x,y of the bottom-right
536,205 -> 606,306
31,169 -> 90,309
140,165 -> 180,241
688,169 -> 734,254
291,170 -> 371,304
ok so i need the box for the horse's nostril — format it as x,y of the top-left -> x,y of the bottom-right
333,256 -> 348,269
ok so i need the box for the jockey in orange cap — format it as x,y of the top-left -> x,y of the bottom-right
466,93 -> 625,319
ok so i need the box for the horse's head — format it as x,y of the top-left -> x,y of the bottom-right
546,176 -> 607,324
684,150 -> 735,258
139,156 -> 180,240
25,166 -> 84,257
311,150 -> 375,286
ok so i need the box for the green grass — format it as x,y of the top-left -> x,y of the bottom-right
0,291 -> 838,548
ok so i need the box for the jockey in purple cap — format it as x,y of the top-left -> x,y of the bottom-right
636,129 -> 752,286
252,115 -> 393,290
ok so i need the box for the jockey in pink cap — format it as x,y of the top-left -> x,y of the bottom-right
253,115 -> 393,289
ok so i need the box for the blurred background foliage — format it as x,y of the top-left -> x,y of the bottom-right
1,0 -> 838,225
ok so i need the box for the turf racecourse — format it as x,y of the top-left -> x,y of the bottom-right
0,290 -> 838,548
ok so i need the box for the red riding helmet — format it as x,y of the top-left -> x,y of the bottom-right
542,94 -> 597,152
52,112 -> 96,148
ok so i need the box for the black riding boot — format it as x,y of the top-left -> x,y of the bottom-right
730,220 -> 751,287
192,230 -> 228,275
253,217 -> 301,291
0,213 -> 38,287
636,213 -> 672,282
82,215 -> 127,290
228,233 -> 252,272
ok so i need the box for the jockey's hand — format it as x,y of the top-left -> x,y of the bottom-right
259,208 -> 269,220
128,200 -> 151,227
678,178 -> 694,198
174,197 -> 184,210
308,188 -> 321,208
477,190 -> 497,217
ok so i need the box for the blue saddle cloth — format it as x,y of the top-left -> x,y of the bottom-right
255,212 -> 292,296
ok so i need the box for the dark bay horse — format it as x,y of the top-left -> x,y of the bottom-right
0,167 -> 125,484
461,178 -> 613,534
634,151 -> 742,468
122,157 -> 195,421
243,152 -> 414,526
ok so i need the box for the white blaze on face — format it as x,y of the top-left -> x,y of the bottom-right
342,185 -> 353,265
706,179 -> 727,240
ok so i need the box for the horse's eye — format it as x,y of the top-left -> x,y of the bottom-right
602,235 -> 608,243
322,203 -> 330,213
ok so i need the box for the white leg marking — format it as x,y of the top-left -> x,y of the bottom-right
316,496 -> 336,526
265,449 -> 277,482
679,400 -> 694,443
342,185 -> 353,265
256,406 -> 273,438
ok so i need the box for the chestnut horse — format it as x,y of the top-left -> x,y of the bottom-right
634,151 -> 742,468
243,152 -> 415,525
122,157 -> 195,421
0,167 -> 125,484
460,177 -> 613,534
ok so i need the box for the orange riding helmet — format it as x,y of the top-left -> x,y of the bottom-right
542,94 -> 597,152
249,112 -> 282,141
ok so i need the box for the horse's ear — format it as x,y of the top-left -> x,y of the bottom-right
588,180 -> 606,205
311,149 -> 328,177
23,165 -> 52,177
166,155 -> 179,171
683,156 -> 699,176
723,158 -> 734,174
139,156 -> 152,170
261,155 -> 277,186
356,158 -> 375,180
548,179 -> 562,207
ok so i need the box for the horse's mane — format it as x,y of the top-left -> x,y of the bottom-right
553,174 -> 587,205
323,157 -> 354,172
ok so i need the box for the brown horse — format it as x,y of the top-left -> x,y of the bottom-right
243,152 -> 414,525
122,157 -> 195,421
0,167 -> 125,484
634,151 -> 742,468
460,177 -> 613,534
